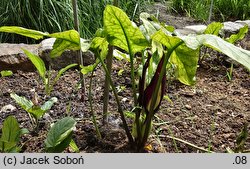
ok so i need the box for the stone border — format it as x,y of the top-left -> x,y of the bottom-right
174,20 -> 250,36
1,20 -> 249,71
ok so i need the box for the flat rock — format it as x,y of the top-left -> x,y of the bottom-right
0,38 -> 95,71
184,25 -> 207,34
235,20 -> 250,27
223,21 -> 245,33
174,28 -> 197,36
39,38 -> 95,70
0,43 -> 39,71
0,104 -> 16,113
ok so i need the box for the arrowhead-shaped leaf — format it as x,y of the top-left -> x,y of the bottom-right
10,93 -> 33,112
0,26 -> 48,40
152,30 -> 199,85
29,97 -> 58,119
196,34 -> 250,70
104,5 -> 148,55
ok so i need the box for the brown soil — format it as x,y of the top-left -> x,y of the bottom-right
1,45 -> 249,153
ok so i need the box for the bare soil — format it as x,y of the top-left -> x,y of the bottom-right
0,44 -> 249,153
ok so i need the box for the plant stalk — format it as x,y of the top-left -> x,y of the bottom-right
208,0 -> 214,23
97,51 -> 134,145
102,45 -> 113,125
72,0 -> 85,101
89,71 -> 102,139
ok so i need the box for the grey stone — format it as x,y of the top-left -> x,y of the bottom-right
184,25 -> 207,34
39,38 -> 95,70
0,104 -> 16,113
223,21 -> 245,33
0,43 -> 39,71
235,20 -> 250,27
0,38 -> 95,71
174,28 -> 197,36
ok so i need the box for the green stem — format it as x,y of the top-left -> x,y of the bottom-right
72,0 -> 85,101
103,45 -> 113,125
97,52 -> 134,145
113,12 -> 138,106
89,71 -> 102,139
113,0 -> 118,6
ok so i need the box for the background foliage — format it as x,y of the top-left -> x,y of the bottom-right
170,0 -> 250,22
0,0 -> 152,43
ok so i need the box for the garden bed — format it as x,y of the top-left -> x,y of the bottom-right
0,45 -> 249,152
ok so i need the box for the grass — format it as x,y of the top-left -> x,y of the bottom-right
0,0 -> 153,43
169,0 -> 250,22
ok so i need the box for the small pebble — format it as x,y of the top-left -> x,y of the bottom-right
0,104 -> 16,113
185,104 -> 192,110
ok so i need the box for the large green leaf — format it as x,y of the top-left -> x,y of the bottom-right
152,30 -> 199,85
140,12 -> 159,41
226,25 -> 248,44
0,26 -> 83,58
197,34 -> 250,70
0,116 -> 20,152
0,26 -> 48,40
22,49 -> 46,81
49,30 -> 81,58
45,117 -> 76,153
104,5 -> 148,55
181,34 -> 250,70
139,12 -> 174,41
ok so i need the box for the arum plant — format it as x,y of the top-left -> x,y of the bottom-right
10,93 -> 57,131
82,5 -> 250,151
0,26 -> 90,95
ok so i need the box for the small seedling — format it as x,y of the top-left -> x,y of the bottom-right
0,116 -> 29,153
234,123 -> 249,153
226,63 -> 234,81
0,70 -> 13,77
10,93 -> 57,131
23,49 -> 77,96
